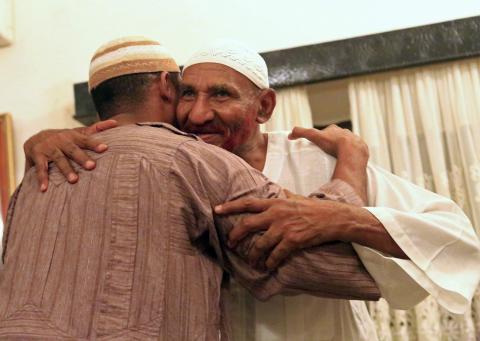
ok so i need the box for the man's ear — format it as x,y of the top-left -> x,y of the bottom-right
158,71 -> 176,103
256,88 -> 276,123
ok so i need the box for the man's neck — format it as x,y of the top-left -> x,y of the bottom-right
236,132 -> 269,172
109,110 -> 167,126
109,113 -> 143,126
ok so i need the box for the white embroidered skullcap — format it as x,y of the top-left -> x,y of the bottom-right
89,36 -> 180,92
183,39 -> 269,89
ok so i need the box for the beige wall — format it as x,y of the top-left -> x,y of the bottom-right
1,0 -> 480,183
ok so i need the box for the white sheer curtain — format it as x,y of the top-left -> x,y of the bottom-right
348,58 -> 480,341
260,85 -> 313,132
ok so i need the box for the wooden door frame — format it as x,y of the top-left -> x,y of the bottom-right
0,113 -> 15,222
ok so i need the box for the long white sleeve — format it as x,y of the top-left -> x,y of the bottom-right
354,164 -> 480,314
263,131 -> 480,315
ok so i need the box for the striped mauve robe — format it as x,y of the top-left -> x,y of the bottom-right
0,123 -> 379,340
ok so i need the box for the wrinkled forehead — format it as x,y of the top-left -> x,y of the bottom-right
181,63 -> 259,90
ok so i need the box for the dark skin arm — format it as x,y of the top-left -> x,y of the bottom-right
288,125 -> 369,204
215,195 -> 407,270
23,122 -> 407,262
23,120 -> 117,191
215,125 -> 408,269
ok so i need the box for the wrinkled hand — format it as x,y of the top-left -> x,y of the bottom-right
23,119 -> 118,191
288,125 -> 368,160
215,192 -> 347,270
289,125 -> 369,204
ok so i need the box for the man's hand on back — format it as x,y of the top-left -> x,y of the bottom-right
213,125 -> 411,269
23,119 -> 117,191
289,125 -> 369,204
215,192 -> 354,270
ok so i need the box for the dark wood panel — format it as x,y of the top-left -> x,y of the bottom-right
263,15 -> 480,87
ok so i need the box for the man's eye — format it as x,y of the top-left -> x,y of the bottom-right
213,90 -> 230,98
181,89 -> 194,97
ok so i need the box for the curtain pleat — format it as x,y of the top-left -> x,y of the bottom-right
260,85 -> 313,132
348,57 -> 480,341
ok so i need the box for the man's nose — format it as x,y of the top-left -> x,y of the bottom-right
188,96 -> 215,125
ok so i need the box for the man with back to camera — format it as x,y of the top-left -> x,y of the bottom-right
0,36 -> 381,340
23,39 -> 480,340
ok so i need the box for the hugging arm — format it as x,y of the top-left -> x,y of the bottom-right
218,125 -> 408,265
22,120 -> 117,191
289,125 -> 369,204
169,141 -> 380,301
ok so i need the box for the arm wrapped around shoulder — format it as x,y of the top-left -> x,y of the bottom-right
225,232 -> 381,301
172,141 -> 381,302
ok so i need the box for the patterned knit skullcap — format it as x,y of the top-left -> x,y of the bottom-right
182,39 -> 269,89
88,36 -> 180,92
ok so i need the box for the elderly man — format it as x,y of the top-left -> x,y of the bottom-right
2,37 -> 381,341
23,40 -> 480,341
179,40 -> 480,340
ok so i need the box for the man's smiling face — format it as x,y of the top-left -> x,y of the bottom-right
176,63 -> 261,154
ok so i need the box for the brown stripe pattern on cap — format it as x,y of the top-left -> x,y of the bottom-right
88,36 -> 180,92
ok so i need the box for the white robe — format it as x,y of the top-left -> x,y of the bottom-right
233,131 -> 480,341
